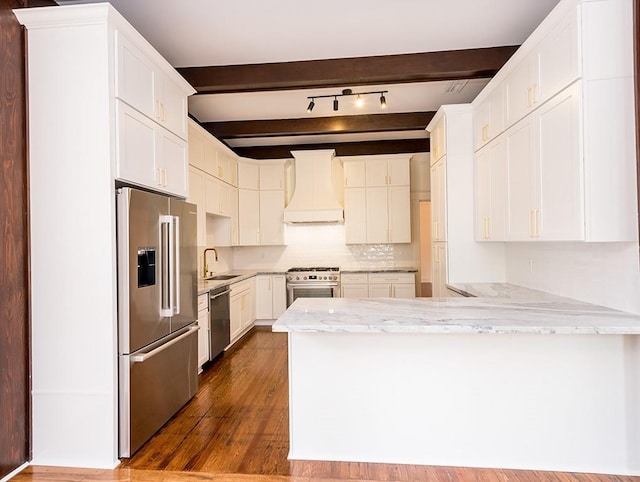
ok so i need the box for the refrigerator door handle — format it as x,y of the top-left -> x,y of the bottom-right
173,215 -> 181,315
160,215 -> 173,317
130,325 -> 199,363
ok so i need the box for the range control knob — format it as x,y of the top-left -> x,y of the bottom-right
296,276 -> 300,280
303,276 -> 308,280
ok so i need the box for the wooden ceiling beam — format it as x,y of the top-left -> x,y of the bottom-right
232,138 -> 430,159
202,112 -> 436,139
178,46 -> 519,94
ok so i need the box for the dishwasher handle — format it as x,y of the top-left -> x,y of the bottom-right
210,288 -> 231,300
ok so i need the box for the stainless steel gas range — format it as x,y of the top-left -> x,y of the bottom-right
286,267 -> 340,307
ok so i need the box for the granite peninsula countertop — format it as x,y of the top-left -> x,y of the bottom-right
271,297 -> 640,335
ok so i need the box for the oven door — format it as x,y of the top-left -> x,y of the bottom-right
286,282 -> 340,307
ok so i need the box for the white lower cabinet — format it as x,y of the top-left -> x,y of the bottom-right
368,272 -> 416,298
341,272 -> 415,299
340,273 -> 369,298
197,294 -> 209,371
432,242 -> 447,298
255,274 -> 287,321
230,278 -> 255,344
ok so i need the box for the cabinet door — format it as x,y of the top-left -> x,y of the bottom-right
158,127 -> 188,198
259,164 -> 284,190
203,137 -> 217,177
430,160 -> 447,242
229,157 -> 238,187
238,162 -> 260,189
365,187 -> 388,243
240,288 -> 254,330
230,295 -> 243,341
114,31 -> 155,121
272,275 -> 287,318
238,188 -> 260,245
365,159 -> 389,186
344,188 -> 367,244
504,53 -> 534,128
506,117 -> 536,240
431,242 -> 447,298
535,12 -> 579,107
188,121 -> 205,171
255,275 -> 273,319
343,160 -> 366,188
474,99 -> 491,150
259,190 -> 284,245
341,284 -> 369,298
197,309 -> 209,369
392,283 -> 415,299
205,175 -> 219,215
388,185 -> 411,243
188,167 -> 206,246
430,118 -> 446,162
115,101 -> 156,188
368,283 -> 391,298
230,188 -> 239,246
475,145 -> 492,240
536,82 -> 583,240
218,182 -> 232,217
388,159 -> 410,186
156,76 -> 188,140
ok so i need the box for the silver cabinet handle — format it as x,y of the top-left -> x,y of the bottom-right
130,326 -> 199,363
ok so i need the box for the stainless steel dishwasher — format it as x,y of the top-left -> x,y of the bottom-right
209,286 -> 230,360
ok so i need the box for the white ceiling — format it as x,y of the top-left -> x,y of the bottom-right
58,0 -> 562,151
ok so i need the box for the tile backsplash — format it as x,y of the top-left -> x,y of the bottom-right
232,223 -> 417,270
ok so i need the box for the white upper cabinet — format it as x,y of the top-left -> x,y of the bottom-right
343,160 -> 366,188
365,158 -> 410,187
343,155 -> 411,245
430,117 -> 446,163
475,137 -> 507,241
259,163 -> 285,190
475,0 -> 636,243
238,161 -> 260,190
504,8 -> 579,129
115,31 -> 189,140
116,101 -> 188,198
259,190 -> 285,245
430,159 -> 446,242
474,85 -> 504,150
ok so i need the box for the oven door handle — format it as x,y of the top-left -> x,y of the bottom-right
287,282 -> 339,288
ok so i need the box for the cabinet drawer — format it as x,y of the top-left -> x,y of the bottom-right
231,278 -> 253,295
197,294 -> 209,312
341,273 -> 368,284
368,272 -> 414,284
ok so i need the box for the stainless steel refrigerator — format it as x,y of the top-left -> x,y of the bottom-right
116,187 -> 198,457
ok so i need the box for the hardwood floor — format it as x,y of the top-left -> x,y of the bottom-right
11,327 -> 640,482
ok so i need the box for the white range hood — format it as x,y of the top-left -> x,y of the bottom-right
284,150 -> 344,223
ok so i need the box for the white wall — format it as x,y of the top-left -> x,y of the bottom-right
506,242 -> 640,314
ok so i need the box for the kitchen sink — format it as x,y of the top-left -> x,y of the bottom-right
207,274 -> 239,281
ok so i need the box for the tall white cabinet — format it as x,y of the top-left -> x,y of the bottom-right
427,105 -> 506,297
14,3 -> 195,468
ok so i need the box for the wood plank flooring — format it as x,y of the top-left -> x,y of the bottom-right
11,327 -> 640,482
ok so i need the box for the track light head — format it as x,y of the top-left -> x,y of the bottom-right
380,93 -> 387,108
333,97 -> 339,111
307,99 -> 315,113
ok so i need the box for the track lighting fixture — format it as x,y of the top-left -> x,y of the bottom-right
305,89 -> 389,112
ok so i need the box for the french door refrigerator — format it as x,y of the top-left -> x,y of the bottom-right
117,187 -> 198,457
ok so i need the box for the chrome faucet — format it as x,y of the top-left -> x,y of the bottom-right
203,247 -> 218,278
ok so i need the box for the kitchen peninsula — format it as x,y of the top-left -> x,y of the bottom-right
273,296 -> 640,476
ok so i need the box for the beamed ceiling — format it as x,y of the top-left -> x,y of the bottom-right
57,0 -> 562,158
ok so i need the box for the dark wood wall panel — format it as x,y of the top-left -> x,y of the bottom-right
0,0 -> 30,478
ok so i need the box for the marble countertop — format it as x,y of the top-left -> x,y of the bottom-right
271,297 -> 640,335
341,267 -> 418,274
446,283 -> 564,299
197,269 -> 287,295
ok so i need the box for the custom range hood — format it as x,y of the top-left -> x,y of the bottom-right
283,150 -> 344,223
